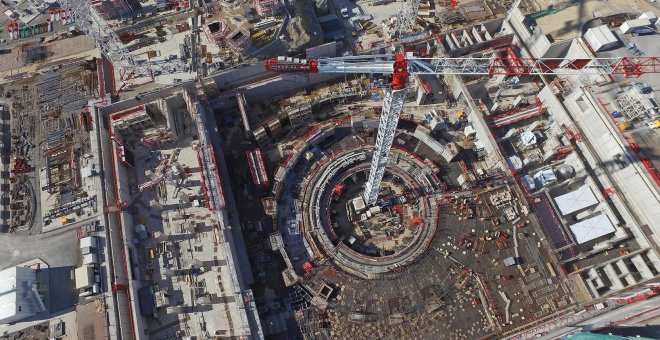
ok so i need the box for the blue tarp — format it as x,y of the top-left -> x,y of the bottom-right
138,286 -> 156,316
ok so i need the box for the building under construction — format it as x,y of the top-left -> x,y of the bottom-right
2,0 -> 660,339
95,83 -> 262,339
91,0 -> 142,20
203,19 -> 251,52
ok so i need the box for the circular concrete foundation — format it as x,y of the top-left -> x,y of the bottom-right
299,146 -> 442,279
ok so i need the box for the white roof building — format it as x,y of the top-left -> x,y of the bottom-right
569,214 -> 616,244
639,11 -> 657,24
620,18 -> 652,34
75,266 -> 95,290
584,25 -> 619,52
553,185 -> 599,216
0,266 -> 46,325
80,236 -> 98,249
82,253 -> 99,265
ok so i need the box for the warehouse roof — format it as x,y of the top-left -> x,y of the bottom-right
553,185 -> 599,216
584,25 -> 618,52
569,214 -> 616,244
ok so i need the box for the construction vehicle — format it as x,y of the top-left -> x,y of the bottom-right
265,52 -> 660,205
617,121 -> 631,131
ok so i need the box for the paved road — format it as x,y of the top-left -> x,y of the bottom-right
0,227 -> 78,268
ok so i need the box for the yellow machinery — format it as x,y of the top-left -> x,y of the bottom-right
617,121 -> 631,131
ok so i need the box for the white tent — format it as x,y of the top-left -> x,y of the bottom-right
520,131 -> 537,146
569,214 -> 615,244
464,125 -> 476,138
553,186 -> 599,216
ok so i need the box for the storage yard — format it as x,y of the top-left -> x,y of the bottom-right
1,0 -> 660,339
1,58 -> 100,234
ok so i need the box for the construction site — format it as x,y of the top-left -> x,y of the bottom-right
1,0 -> 660,339
1,58 -> 100,234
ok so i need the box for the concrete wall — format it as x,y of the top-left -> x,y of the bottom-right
211,64 -> 268,88
306,41 -> 338,58
96,110 -> 143,340
538,85 -> 572,126
543,40 -> 572,58
211,73 -> 342,110
446,74 -> 503,170
563,89 -> 660,245
501,8 -> 551,58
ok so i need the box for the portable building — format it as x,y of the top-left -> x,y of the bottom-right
80,236 -> 98,248
82,253 -> 98,265
75,266 -> 94,290
620,19 -> 652,34
639,11 -> 657,24
584,25 -> 619,52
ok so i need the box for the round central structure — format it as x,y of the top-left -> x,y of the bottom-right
300,146 -> 442,279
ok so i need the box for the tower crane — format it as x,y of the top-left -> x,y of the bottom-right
57,0 -> 148,81
265,53 -> 660,205
55,0 -> 177,94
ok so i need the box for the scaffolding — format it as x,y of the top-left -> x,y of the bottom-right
140,127 -> 177,150
246,148 -> 270,189
395,0 -> 420,38
111,107 -> 157,136
615,84 -> 658,120
286,103 -> 313,129
226,26 -> 251,52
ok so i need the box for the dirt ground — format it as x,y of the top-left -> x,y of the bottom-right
535,0 -> 659,40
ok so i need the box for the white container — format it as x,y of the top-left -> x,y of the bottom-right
620,18 -> 652,34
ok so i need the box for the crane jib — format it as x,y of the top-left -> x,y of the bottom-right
265,55 -> 660,78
